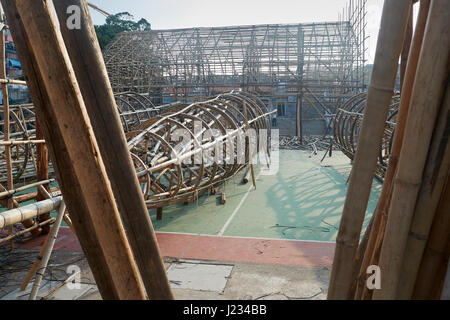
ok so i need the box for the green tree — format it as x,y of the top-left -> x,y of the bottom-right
95,12 -> 151,49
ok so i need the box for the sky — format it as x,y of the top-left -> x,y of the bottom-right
88,0 -> 416,64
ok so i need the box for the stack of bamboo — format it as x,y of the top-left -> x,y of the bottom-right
328,0 -> 449,300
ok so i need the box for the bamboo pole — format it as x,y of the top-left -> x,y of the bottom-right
29,201 -> 66,300
328,0 -> 412,300
0,197 -> 62,228
39,270 -> 81,300
0,179 -> 55,199
11,186 -> 59,203
0,79 -> 27,85
2,0 -> 145,299
21,224 -> 52,291
52,0 -> 173,300
0,140 -> 45,146
373,0 -> 450,299
36,185 -> 75,233
397,83 -> 450,299
242,100 -> 256,188
412,176 -> 450,299
35,114 -> 50,234
0,5 -> 14,250
354,0 -> 431,300
0,217 -> 54,244
400,5 -> 413,92
0,184 -> 43,236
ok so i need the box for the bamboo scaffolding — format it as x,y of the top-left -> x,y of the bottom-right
126,91 -> 273,209
328,0 -> 412,300
0,140 -> 45,146
0,5 -> 15,250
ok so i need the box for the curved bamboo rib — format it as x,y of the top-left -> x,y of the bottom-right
333,92 -> 400,180
126,91 -> 274,208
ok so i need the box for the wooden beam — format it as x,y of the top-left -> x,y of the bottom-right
2,0 -> 145,300
53,0 -> 173,300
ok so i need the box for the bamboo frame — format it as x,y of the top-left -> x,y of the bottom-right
412,175 -> 450,299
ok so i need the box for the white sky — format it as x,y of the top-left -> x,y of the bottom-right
88,0 -> 418,64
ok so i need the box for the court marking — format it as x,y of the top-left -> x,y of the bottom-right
218,172 -> 262,236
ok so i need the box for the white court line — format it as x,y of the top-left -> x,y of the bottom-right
218,172 -> 262,236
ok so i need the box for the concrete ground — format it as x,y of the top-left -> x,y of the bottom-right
0,249 -> 330,300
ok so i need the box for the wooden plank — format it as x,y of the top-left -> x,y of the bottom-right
3,0 -> 145,300
53,0 -> 173,300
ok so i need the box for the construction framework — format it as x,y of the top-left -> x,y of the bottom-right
103,0 -> 367,137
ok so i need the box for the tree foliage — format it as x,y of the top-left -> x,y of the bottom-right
95,12 -> 151,49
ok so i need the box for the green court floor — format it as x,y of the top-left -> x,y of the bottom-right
150,150 -> 382,242
2,150 -> 382,243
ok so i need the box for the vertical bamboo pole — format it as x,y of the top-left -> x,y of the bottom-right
0,6 -> 14,250
400,6 -> 413,92
35,118 -> 50,234
373,0 -> 449,299
242,100 -> 256,188
29,201 -> 66,300
52,0 -> 173,299
328,0 -> 412,300
397,84 -> 450,299
3,0 -> 145,299
412,176 -> 450,299
354,0 -> 431,300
